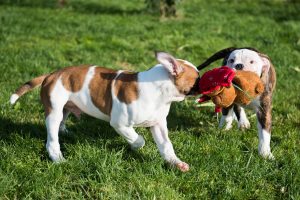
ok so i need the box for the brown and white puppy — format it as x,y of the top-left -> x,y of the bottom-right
198,47 -> 276,159
10,52 -> 199,172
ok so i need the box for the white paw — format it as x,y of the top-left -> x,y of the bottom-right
47,144 -> 65,162
49,151 -> 65,163
238,119 -> 251,130
224,123 -> 233,130
219,116 -> 233,130
258,145 -> 274,160
130,135 -> 145,150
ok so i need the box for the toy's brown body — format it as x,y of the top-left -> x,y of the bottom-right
209,71 -> 264,108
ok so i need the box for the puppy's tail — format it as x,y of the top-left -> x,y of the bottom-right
10,74 -> 48,104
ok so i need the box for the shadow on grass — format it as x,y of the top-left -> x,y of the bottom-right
0,99 -> 208,163
167,101 -> 217,136
0,115 -> 151,162
0,0 -> 145,16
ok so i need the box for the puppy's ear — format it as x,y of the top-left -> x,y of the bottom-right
260,53 -> 271,74
155,51 -> 184,76
198,47 -> 237,70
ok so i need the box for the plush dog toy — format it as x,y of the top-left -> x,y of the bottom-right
197,66 -> 264,112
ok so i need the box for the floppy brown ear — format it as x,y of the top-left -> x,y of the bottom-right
197,47 -> 237,70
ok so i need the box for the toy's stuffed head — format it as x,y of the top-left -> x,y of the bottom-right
197,66 -> 264,111
233,70 -> 265,105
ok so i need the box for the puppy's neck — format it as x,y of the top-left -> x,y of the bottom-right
138,65 -> 184,102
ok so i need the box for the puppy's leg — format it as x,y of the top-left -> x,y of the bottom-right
150,121 -> 189,172
257,97 -> 274,159
219,105 -> 234,130
112,125 -> 145,150
59,109 -> 70,133
42,83 -> 69,162
46,107 -> 65,162
234,105 -> 251,129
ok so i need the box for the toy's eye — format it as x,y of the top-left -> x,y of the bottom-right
228,59 -> 234,64
250,60 -> 254,64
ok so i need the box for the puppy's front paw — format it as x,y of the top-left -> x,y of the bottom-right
259,149 -> 275,160
238,119 -> 251,130
258,145 -> 275,160
219,116 -> 233,130
130,135 -> 145,150
176,162 -> 190,172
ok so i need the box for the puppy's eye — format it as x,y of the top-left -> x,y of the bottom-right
250,60 -> 254,64
229,59 -> 234,64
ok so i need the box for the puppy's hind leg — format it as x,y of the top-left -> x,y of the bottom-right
59,109 -> 70,134
46,107 -> 66,162
41,82 -> 69,162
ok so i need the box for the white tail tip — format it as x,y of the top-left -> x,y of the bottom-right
10,94 -> 19,104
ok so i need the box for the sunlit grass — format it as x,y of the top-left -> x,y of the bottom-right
0,0 -> 299,199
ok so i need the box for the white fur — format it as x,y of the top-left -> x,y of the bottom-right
257,122 -> 274,159
10,94 -> 19,104
219,107 -> 234,130
238,107 -> 250,129
46,78 -> 69,162
226,49 -> 265,76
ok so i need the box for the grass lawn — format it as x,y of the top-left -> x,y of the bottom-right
0,0 -> 300,199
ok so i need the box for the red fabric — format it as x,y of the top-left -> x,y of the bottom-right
197,66 -> 235,113
199,66 -> 235,95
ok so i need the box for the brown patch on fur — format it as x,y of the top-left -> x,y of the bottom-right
41,72 -> 59,117
40,65 -> 90,117
89,67 -> 118,115
114,71 -> 139,104
174,60 -> 199,95
257,55 -> 276,133
61,67 -> 89,92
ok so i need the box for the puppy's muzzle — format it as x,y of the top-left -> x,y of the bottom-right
186,77 -> 200,96
235,64 -> 244,70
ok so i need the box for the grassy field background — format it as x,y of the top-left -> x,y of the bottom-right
0,0 -> 300,199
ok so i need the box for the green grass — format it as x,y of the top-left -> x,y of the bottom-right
0,0 -> 300,199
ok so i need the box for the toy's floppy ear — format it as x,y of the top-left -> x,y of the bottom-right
155,51 -> 184,76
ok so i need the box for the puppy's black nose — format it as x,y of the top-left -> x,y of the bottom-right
235,64 -> 244,70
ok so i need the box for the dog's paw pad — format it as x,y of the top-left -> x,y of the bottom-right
176,162 -> 189,172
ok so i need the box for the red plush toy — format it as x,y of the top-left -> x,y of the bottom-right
197,66 -> 264,112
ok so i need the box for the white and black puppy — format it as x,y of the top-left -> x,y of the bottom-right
198,47 -> 276,159
10,52 -> 200,172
